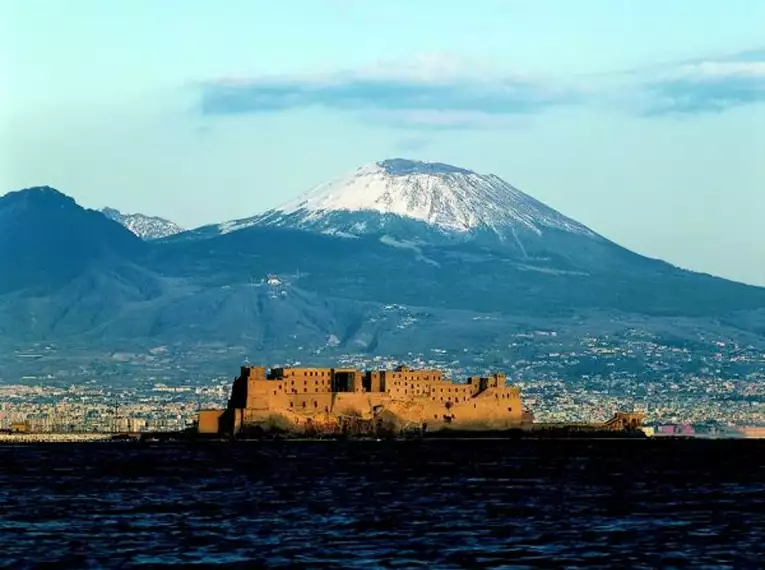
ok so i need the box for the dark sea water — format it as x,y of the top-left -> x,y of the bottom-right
1,440 -> 764,569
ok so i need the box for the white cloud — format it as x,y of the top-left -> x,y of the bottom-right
196,48 -> 765,125
199,53 -> 573,128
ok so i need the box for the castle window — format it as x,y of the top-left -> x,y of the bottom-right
273,391 -> 277,395
290,402 -> 294,408
302,401 -> 306,408
314,401 -> 318,408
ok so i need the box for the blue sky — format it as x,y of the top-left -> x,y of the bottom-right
1,0 -> 764,285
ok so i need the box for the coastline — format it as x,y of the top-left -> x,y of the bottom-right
0,429 -> 663,444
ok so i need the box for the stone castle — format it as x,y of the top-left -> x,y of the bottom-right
199,365 -> 531,436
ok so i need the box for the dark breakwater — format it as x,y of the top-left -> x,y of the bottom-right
1,439 -> 764,568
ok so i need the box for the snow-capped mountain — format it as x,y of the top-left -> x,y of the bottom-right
208,159 -> 600,249
101,207 -> 184,241
5,185 -> 765,377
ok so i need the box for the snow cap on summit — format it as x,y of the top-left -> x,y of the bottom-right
274,158 -> 594,236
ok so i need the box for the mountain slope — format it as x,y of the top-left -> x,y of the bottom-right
149,223 -> 765,318
144,156 -> 765,320
0,187 -> 148,294
101,207 -> 184,240
1,170 -> 764,379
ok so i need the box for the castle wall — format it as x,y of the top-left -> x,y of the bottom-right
332,393 -> 388,415
241,389 -> 390,417
350,371 -> 365,393
269,368 -> 333,393
379,386 -> 522,429
222,366 -> 525,434
198,409 -> 223,434
246,378 -> 288,410
385,378 -> 476,402
287,392 -> 335,413
364,371 -> 384,393
381,367 -> 443,387
441,387 -> 522,428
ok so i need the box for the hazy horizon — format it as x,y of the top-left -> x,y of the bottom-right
2,0 -> 763,286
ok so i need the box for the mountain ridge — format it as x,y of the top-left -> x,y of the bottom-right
0,186 -> 148,294
101,207 -> 184,240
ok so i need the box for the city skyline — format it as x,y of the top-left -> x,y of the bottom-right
2,0 -> 763,285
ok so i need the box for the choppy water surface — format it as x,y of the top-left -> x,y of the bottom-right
1,440 -> 764,569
